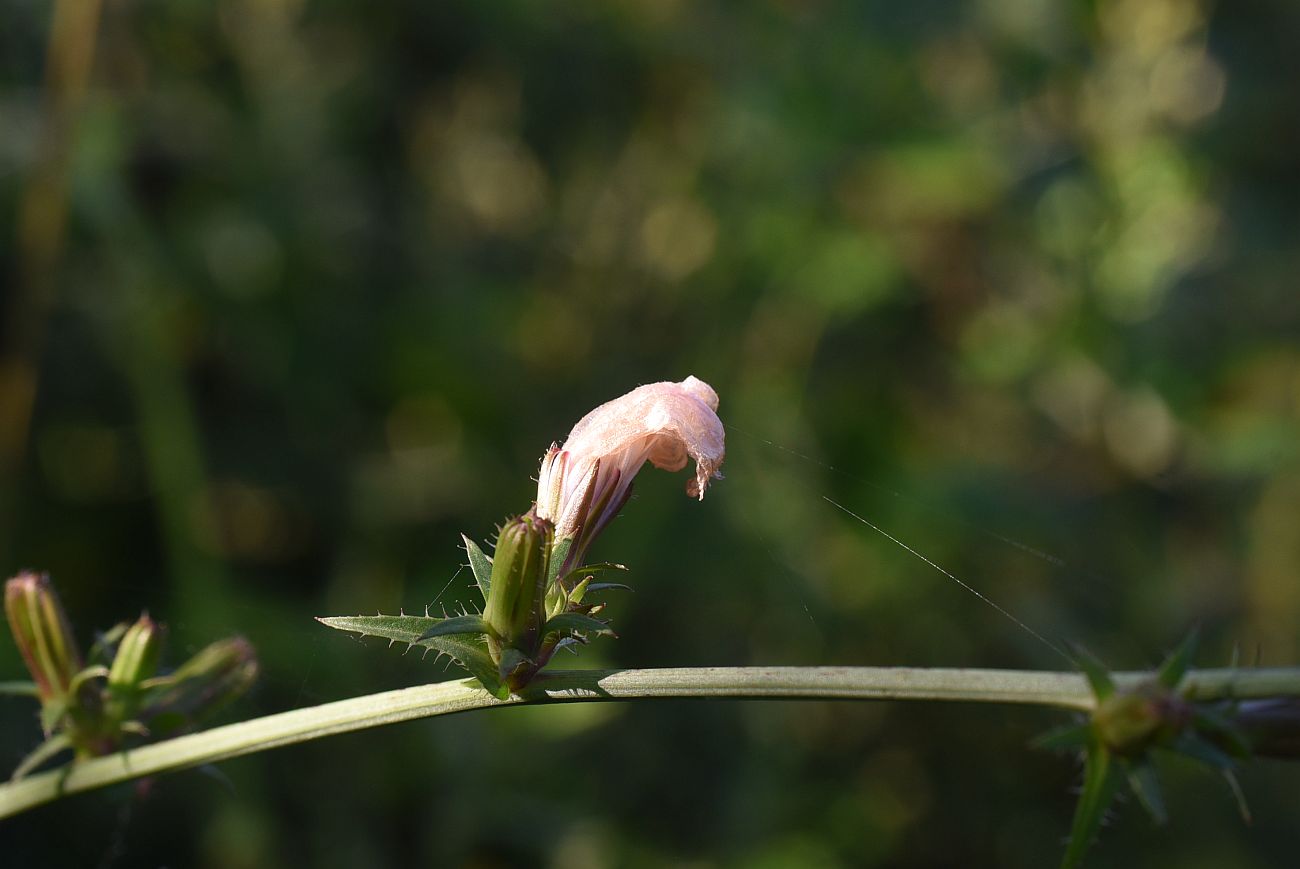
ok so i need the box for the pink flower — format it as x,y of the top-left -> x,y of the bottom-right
535,376 -> 725,569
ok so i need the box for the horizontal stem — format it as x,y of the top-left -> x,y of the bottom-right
1,664 -> 1296,820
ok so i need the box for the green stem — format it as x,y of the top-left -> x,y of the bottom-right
1,665 -> 1296,820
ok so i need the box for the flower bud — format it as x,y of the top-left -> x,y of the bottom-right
1224,698 -> 1300,760
142,636 -> 258,730
4,572 -> 82,704
108,613 -> 164,692
1093,683 -> 1192,756
482,511 -> 551,663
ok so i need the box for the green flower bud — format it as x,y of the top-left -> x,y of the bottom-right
4,572 -> 82,704
142,636 -> 258,734
1093,683 -> 1191,756
482,511 -> 551,683
103,613 -> 166,732
108,613 -> 164,691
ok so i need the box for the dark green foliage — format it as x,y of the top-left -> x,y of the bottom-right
3,0 -> 1299,864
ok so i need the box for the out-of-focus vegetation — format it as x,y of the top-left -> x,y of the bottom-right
2,0 -> 1298,865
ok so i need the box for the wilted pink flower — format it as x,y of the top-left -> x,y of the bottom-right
535,375 -> 724,572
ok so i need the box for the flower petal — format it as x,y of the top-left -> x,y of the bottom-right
560,375 -> 725,501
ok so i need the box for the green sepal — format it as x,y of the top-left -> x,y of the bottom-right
317,614 -> 502,696
1123,757 -> 1167,824
546,537 -> 573,588
543,612 -> 617,639
1033,722 -> 1091,752
68,665 -> 110,697
1157,630 -> 1198,690
10,732 -> 73,782
565,576 -> 591,611
1061,742 -> 1122,869
462,534 -> 493,600
416,615 -> 490,642
1071,645 -> 1115,701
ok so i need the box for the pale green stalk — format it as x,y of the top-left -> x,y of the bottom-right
1,665 -> 1296,820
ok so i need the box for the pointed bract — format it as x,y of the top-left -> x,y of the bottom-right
1062,742 -> 1122,869
462,534 -> 494,600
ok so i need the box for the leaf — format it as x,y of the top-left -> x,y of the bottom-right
1124,757 -> 1167,824
10,733 -> 72,782
1157,630 -> 1198,690
416,615 -> 489,642
462,534 -> 493,600
1071,645 -> 1116,701
317,614 -> 501,696
1192,706 -> 1252,758
0,681 -> 40,698
1171,733 -> 1252,823
1061,743 -> 1122,869
543,612 -> 616,639
1174,732 -> 1236,770
1033,722 -> 1092,752
562,562 -> 628,584
585,583 -> 634,594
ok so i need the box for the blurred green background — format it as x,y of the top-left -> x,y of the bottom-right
2,0 -> 1299,865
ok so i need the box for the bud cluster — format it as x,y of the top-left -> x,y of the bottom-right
3,571 -> 258,779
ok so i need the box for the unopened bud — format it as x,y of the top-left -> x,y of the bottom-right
143,636 -> 258,728
1224,698 -> 1300,760
108,613 -> 164,692
1094,683 -> 1192,756
482,511 -> 551,680
4,572 -> 82,703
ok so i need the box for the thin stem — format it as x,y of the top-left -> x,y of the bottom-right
1,665 -> 1296,820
